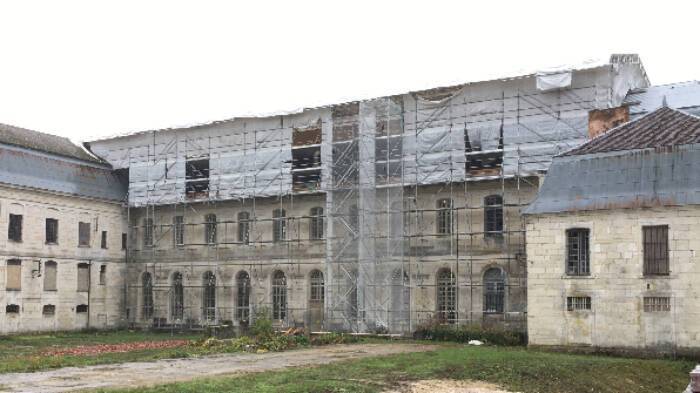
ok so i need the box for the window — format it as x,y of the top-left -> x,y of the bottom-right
436,199 -> 453,235
204,214 -> 217,245
44,261 -> 57,291
101,231 -> 108,249
310,270 -> 324,303
170,272 -> 184,321
8,214 -> 22,241
6,260 -> 21,290
99,265 -> 106,285
236,271 -> 251,322
273,209 -> 286,243
644,296 -> 671,312
76,304 -> 89,313
142,272 -> 154,319
202,271 -> 216,322
42,305 -> 55,315
185,158 -> 209,197
643,225 -> 669,275
143,218 -> 154,248
77,263 -> 90,292
237,212 -> 250,245
6,304 -> 19,314
173,216 -> 184,247
46,218 -> 58,244
566,228 -> 590,276
309,207 -> 324,240
78,222 -> 90,246
566,296 -> 591,311
484,195 -> 503,237
483,268 -> 505,314
121,233 -> 127,250
436,268 -> 457,323
272,270 -> 287,321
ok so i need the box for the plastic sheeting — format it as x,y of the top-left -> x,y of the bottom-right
536,71 -> 572,91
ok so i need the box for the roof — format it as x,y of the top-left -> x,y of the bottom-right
525,107 -> 700,215
0,145 -> 127,201
624,81 -> 700,117
0,123 -> 102,163
561,106 -> 700,157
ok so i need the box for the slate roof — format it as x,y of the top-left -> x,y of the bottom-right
0,123 -> 101,163
561,106 -> 700,157
624,81 -> 700,117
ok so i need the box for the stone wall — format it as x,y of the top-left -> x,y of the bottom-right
526,206 -> 700,351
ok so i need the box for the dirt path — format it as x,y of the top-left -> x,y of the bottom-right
0,343 -> 435,393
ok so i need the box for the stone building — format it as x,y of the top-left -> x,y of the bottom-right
0,124 -> 127,333
83,55 -> 648,333
525,106 -> 700,353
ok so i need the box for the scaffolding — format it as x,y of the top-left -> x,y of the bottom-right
87,66 -> 640,333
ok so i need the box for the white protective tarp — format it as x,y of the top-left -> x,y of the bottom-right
536,70 -> 572,91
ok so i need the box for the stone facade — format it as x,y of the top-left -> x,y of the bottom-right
0,184 -> 127,333
526,207 -> 700,351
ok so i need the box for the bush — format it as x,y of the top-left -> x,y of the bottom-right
413,318 -> 525,346
250,309 -> 274,339
310,333 -> 359,346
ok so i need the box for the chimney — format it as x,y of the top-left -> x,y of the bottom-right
588,106 -> 629,139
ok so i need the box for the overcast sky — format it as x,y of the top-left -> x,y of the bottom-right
0,0 -> 698,143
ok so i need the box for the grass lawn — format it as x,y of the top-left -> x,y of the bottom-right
97,345 -> 695,393
0,330 -> 207,373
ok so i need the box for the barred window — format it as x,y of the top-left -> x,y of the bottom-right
42,305 -> 56,315
309,207 -> 324,240
483,268 -> 505,314
643,225 -> 669,275
643,296 -> 671,312
272,270 -> 287,320
566,228 -> 590,275
173,216 -> 184,247
6,304 -> 19,314
273,209 -> 286,243
236,271 -> 251,322
436,199 -> 453,235
78,222 -> 91,247
484,195 -> 503,237
202,271 -> 216,322
46,218 -> 58,244
238,212 -> 250,244
436,268 -> 457,323
310,270 -> 324,303
170,272 -> 184,321
8,214 -> 22,242
142,272 -> 154,319
204,214 -> 217,245
76,304 -> 88,313
566,296 -> 591,311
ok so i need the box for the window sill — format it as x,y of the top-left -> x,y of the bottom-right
641,275 -> 672,279
77,245 -> 91,248
43,290 -> 57,292
5,288 -> 21,292
561,275 -> 595,279
8,239 -> 23,243
45,242 -> 58,246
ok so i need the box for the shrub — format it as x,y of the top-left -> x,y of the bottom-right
250,309 -> 274,339
413,318 -> 525,346
310,333 -> 359,346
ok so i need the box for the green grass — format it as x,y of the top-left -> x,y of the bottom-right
96,345 -> 695,393
0,330 -> 206,373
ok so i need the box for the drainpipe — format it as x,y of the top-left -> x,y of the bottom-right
87,260 -> 92,329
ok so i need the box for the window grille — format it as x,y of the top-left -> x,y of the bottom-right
566,296 -> 591,311
202,271 -> 216,322
643,296 -> 671,312
310,270 -> 324,302
236,271 -> 250,321
272,270 -> 287,320
483,268 -> 505,314
42,305 -> 55,315
436,269 -> 457,323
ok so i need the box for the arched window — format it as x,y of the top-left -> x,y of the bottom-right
272,270 -> 287,320
202,271 -> 216,321
272,209 -> 286,243
309,270 -> 324,303
484,195 -> 503,237
436,268 -> 456,323
436,199 -> 453,235
43,261 -> 57,291
142,272 -> 154,319
170,272 -> 184,321
204,214 -> 217,244
236,271 -> 251,322
309,207 -> 324,240
483,268 -> 505,314
238,212 -> 250,244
